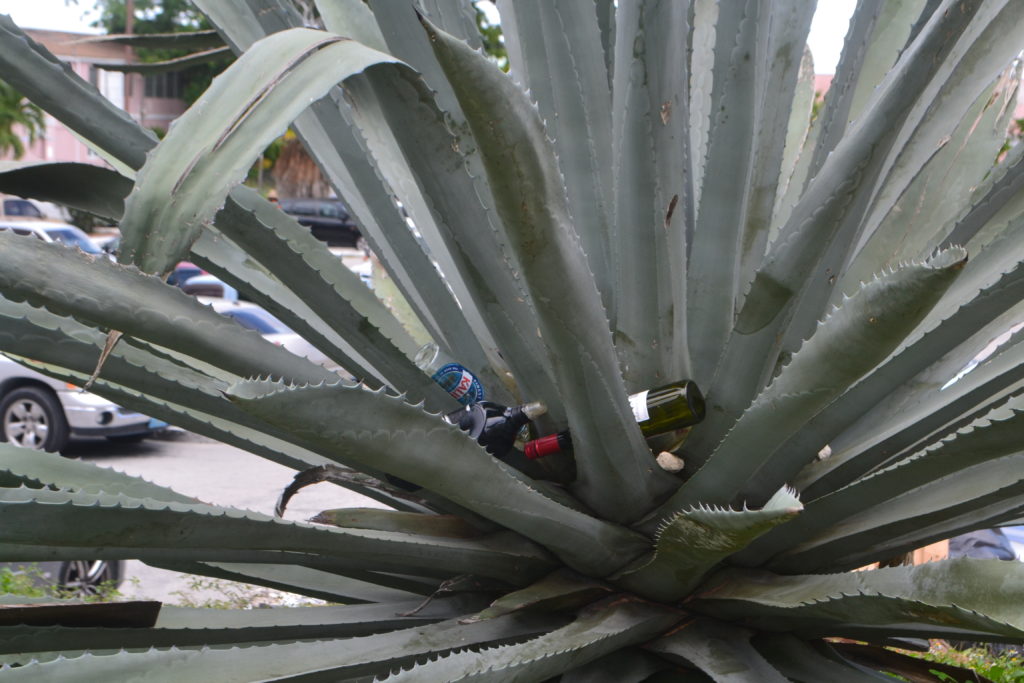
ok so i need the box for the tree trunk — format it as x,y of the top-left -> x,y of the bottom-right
273,138 -> 330,198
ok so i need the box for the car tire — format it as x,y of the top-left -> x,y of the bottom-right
0,386 -> 70,452
57,560 -> 123,597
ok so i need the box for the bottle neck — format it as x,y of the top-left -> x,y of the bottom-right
524,430 -> 572,459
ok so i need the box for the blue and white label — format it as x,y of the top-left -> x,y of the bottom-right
432,363 -> 484,405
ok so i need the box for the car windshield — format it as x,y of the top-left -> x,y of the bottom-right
44,227 -> 102,254
222,308 -> 292,335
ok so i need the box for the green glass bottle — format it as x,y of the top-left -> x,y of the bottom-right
629,379 -> 706,437
524,379 -> 705,459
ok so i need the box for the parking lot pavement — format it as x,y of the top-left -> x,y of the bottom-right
72,430 -> 385,604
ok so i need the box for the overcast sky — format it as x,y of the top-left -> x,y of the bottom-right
0,0 -> 856,73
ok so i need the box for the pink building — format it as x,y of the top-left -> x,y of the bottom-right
5,29 -> 187,166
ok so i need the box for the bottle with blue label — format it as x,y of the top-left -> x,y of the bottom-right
414,342 -> 485,405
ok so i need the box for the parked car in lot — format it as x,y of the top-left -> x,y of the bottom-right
277,197 -> 361,247
0,219 -> 104,255
0,354 -> 165,452
182,273 -> 239,301
199,298 -> 340,371
1,197 -> 44,218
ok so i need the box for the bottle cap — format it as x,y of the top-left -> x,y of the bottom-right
525,433 -> 562,459
520,401 -> 547,419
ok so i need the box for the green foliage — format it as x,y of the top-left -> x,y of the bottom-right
0,1 -> 1023,680
473,0 -> 507,71
911,643 -> 1024,683
0,564 -> 122,602
0,78 -> 44,158
90,0 -> 228,104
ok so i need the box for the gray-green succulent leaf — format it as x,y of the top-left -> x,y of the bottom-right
1,0 -> 1023,679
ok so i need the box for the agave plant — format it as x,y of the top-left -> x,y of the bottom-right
1,0 -> 1023,679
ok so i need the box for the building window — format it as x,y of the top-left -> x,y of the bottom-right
144,72 -> 184,99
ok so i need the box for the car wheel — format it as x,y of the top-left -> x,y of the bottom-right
57,560 -> 123,597
0,386 -> 70,452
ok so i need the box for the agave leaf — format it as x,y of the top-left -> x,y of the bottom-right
420,0 -> 482,48
736,1 -> 816,303
465,569 -> 612,623
685,0 -> 757,389
832,642 -> 999,683
845,2 -> 928,125
795,245 -> 1024,500
0,599 -> 485,656
73,29 -> 226,51
381,598 -> 680,682
424,17 -> 678,523
791,325 -> 1024,501
752,634 -> 891,682
299,99 -> 502,387
694,560 -> 1024,642
943,134 -> 1024,253
608,0 -> 692,388
2,352 -> 349,476
95,47 -> 233,74
740,396 -> 1024,565
499,0 -> 615,320
646,619 -> 790,682
0,16 -> 156,170
197,196 -> 454,407
203,1 -> 510,397
773,451 -> 1024,573
842,65 -> 1021,294
315,0 -> 389,51
152,558 -> 454,598
359,2 -> 540,369
689,1 -> 991,457
0,444 -> 196,504
615,487 -> 802,602
0,307 -> 460,509
0,233 -> 336,386
311,508 -> 485,538
0,161 -> 131,220
866,1 -> 1024,249
784,0 -> 1024,358
0,294 -> 232,409
149,560 -> 433,604
661,247 -> 966,514
117,27 -> 403,276
343,68 -> 558,410
687,0 -> 716,209
317,0 -> 526,379
227,379 -> 652,576
953,143 -> 1024,254
559,649 -> 675,683
0,486 -> 555,584
0,613 -> 564,682
362,0 -> 471,111
189,228 -> 376,380
802,2 -> 882,181
769,47 -> 817,238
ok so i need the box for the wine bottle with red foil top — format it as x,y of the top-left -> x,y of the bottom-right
449,400 -> 547,459
524,379 -> 705,459
415,342 -> 485,406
